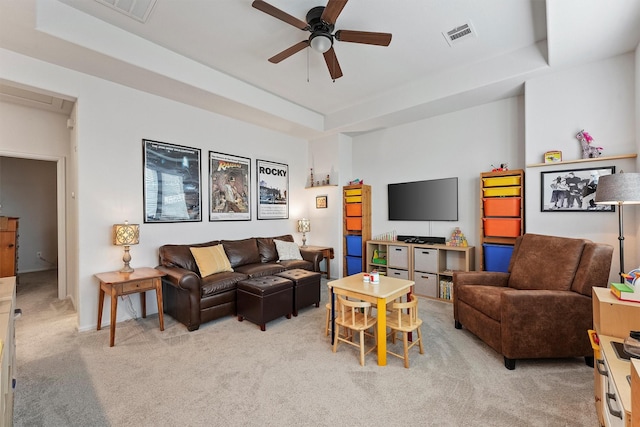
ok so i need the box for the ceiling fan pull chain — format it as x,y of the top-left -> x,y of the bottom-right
307,48 -> 310,83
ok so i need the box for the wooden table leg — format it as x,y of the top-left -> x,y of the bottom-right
97,284 -> 105,331
140,291 -> 147,318
155,278 -> 164,331
109,287 -> 118,347
376,296 -> 387,366
325,249 -> 331,279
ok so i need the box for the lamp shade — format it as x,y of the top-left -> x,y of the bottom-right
113,221 -> 140,246
297,218 -> 311,233
595,172 -> 640,205
310,33 -> 332,53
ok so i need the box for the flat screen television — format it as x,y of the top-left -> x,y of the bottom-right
388,177 -> 458,221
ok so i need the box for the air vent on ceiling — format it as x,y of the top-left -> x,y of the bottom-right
442,21 -> 477,47
94,0 -> 157,23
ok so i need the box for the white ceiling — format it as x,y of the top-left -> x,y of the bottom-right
1,0 -> 639,139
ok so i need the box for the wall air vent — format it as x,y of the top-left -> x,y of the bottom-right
442,21 -> 477,47
94,0 -> 157,23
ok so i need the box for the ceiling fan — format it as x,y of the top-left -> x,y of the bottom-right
252,0 -> 392,80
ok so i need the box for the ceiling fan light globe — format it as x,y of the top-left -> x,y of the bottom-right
310,34 -> 332,53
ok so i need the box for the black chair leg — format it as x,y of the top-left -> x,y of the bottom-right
454,320 -> 462,329
585,356 -> 594,368
504,357 -> 516,370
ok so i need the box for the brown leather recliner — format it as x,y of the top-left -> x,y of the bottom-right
453,233 -> 613,370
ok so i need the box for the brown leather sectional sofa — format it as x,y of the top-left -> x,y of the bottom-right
157,235 -> 323,331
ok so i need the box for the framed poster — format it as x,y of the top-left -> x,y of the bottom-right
209,152 -> 251,221
143,139 -> 202,223
256,159 -> 289,220
316,195 -> 327,209
540,166 -> 615,212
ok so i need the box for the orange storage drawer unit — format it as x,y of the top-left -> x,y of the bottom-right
483,218 -> 521,237
483,197 -> 521,217
345,203 -> 362,216
346,217 -> 362,231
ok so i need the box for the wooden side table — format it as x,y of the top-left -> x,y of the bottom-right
303,245 -> 334,279
95,267 -> 166,347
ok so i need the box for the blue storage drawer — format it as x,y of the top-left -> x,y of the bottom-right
483,244 -> 514,273
346,256 -> 363,275
345,235 -> 362,257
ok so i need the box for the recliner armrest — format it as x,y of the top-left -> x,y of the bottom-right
453,271 -> 510,287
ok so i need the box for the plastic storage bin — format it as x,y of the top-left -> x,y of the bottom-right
346,217 -> 362,231
483,218 -> 521,237
346,256 -> 363,275
483,197 -> 521,217
482,187 -> 521,197
345,235 -> 362,257
344,188 -> 362,196
482,175 -> 521,187
345,203 -> 362,216
483,244 -> 514,272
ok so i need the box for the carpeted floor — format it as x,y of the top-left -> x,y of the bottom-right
13,270 -> 599,426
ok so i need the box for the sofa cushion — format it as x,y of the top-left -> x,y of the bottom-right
200,271 -> 247,297
274,239 -> 302,260
159,240 -> 220,272
190,245 -> 234,277
456,284 -> 506,322
508,234 -> 586,291
234,263 -> 286,278
257,235 -> 294,263
222,238 -> 260,268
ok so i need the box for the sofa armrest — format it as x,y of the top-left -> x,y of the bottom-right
453,271 -> 510,287
501,290 -> 593,358
155,265 -> 200,292
299,248 -> 324,272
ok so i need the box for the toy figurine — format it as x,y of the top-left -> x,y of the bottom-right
491,164 -> 508,172
576,130 -> 603,159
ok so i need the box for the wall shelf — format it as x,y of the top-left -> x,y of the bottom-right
527,153 -> 636,168
305,185 -> 338,189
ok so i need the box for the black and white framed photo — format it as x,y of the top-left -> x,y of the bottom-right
209,152 -> 251,221
143,139 -> 202,223
256,159 -> 288,220
540,166 -> 615,212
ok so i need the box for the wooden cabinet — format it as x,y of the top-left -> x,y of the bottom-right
0,218 -> 18,279
365,240 -> 474,302
0,276 -> 16,426
592,287 -> 640,427
480,170 -> 524,271
343,185 -> 371,277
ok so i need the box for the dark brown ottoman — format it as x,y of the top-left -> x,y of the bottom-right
275,269 -> 321,316
237,276 -> 293,331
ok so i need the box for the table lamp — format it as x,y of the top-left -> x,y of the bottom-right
594,172 -> 640,281
297,218 -> 311,247
113,220 -> 140,273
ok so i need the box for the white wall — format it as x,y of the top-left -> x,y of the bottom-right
351,96 -> 525,269
0,49 -> 309,331
525,53 -> 638,283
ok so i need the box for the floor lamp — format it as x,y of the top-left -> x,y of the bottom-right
594,172 -> 640,282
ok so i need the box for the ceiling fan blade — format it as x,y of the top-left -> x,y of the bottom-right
321,0 -> 348,25
268,41 -> 309,63
335,30 -> 392,46
252,0 -> 310,30
323,47 -> 343,80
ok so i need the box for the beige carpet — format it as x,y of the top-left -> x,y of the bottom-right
13,270 -> 598,426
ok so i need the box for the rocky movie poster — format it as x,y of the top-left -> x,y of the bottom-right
209,152 -> 251,221
257,159 -> 289,220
